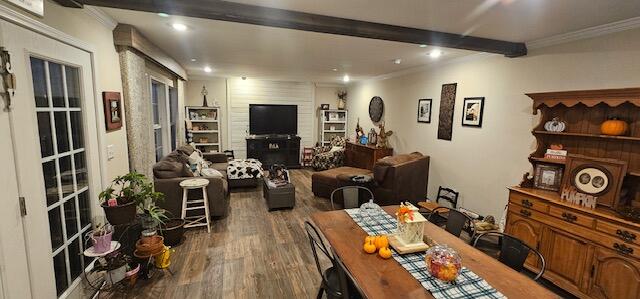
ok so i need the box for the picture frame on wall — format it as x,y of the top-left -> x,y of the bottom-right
103,91 -> 122,131
461,97 -> 485,127
417,99 -> 432,123
437,83 -> 457,140
534,164 -> 563,191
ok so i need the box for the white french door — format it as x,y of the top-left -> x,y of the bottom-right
0,18 -> 102,298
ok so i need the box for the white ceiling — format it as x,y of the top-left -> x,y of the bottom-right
99,0 -> 640,83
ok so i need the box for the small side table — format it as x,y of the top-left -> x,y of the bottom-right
179,178 -> 211,233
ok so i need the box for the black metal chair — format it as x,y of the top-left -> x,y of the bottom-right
330,186 -> 374,210
435,186 -> 459,208
472,232 -> 546,281
426,207 -> 475,240
304,221 -> 343,299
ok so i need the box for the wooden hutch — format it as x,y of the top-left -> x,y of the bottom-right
506,88 -> 640,299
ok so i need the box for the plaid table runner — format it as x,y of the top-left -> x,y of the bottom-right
345,209 -> 506,299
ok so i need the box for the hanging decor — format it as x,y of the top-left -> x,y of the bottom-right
103,92 -> 123,131
368,96 -> 384,122
437,83 -> 457,140
201,85 -> 209,107
337,90 -> 347,110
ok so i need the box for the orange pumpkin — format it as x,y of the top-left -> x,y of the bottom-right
378,247 -> 392,259
374,235 -> 389,250
601,118 -> 628,136
363,239 -> 377,254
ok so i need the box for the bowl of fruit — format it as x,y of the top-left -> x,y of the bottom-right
425,245 -> 462,283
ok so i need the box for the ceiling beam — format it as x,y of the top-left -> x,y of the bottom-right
77,0 -> 527,57
52,0 -> 83,8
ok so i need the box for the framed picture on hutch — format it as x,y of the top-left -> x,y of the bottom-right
103,91 -> 122,131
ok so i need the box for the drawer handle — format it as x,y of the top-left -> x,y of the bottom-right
561,212 -> 577,223
520,209 -> 532,217
616,229 -> 637,243
613,243 -> 634,255
521,199 -> 533,208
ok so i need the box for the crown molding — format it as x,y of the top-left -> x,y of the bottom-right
83,6 -> 117,30
527,16 -> 640,49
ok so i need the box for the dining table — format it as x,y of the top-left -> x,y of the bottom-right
311,205 -> 558,299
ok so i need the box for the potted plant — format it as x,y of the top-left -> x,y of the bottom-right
98,172 -> 164,225
95,251 -> 131,286
90,223 -> 113,254
140,204 -> 169,236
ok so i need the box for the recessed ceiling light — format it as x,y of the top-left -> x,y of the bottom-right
204,66 -> 212,73
191,58 -> 197,62
394,58 -> 402,64
157,12 -> 169,17
419,44 -> 427,48
429,50 -> 443,58
242,76 -> 247,80
172,23 -> 187,31
343,74 -> 350,83
332,68 -> 338,72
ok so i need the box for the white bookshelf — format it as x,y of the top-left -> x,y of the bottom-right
319,109 -> 348,146
185,106 -> 222,153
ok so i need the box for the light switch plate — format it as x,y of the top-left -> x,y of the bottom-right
107,145 -> 115,161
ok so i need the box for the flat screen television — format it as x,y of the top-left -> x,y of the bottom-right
249,104 -> 298,135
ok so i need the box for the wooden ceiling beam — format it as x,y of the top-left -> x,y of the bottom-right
76,0 -> 527,57
52,0 -> 83,8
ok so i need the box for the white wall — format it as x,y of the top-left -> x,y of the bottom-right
227,78 -> 315,158
347,28 -> 640,218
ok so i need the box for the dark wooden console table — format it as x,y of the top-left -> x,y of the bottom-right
345,142 -> 393,170
246,135 -> 301,168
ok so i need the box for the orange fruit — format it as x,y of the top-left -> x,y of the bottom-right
378,247 -> 392,259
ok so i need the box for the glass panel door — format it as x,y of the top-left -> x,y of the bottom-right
169,86 -> 178,151
152,80 -> 168,161
30,57 -> 92,296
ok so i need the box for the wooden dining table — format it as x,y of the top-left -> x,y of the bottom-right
311,206 -> 558,299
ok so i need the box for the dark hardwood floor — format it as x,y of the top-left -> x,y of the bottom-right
103,169 -> 332,299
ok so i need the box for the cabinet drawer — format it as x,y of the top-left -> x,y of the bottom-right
597,235 -> 640,260
509,192 -> 549,213
596,220 -> 640,246
507,203 -> 544,221
548,206 -> 594,228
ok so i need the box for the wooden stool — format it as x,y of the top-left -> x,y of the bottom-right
179,178 -> 211,233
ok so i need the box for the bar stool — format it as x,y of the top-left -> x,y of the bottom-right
179,178 -> 211,233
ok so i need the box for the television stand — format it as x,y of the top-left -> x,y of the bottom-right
246,135 -> 301,169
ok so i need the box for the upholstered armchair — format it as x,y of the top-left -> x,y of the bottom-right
312,136 -> 346,171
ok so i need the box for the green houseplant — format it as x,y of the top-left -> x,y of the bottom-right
98,172 -> 164,225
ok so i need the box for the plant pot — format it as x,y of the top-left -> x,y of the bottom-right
125,263 -> 140,287
134,235 -> 164,258
91,230 -> 113,254
105,265 -> 127,286
101,201 -> 137,225
160,218 -> 186,246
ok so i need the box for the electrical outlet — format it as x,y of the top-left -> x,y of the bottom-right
107,145 -> 115,161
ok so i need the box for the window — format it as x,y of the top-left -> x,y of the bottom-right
169,86 -> 178,151
31,57 -> 92,296
151,80 -> 167,161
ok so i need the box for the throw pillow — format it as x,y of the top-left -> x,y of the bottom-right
201,168 -> 223,178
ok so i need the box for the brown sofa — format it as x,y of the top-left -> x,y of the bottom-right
153,146 -> 230,218
312,152 -> 429,206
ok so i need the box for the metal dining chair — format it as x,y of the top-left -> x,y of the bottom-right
330,186 -> 374,210
426,207 -> 475,240
304,221 -> 343,299
472,231 -> 546,281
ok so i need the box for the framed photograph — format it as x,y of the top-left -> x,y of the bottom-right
461,97 -> 485,127
320,104 -> 330,110
534,164 -> 563,191
417,99 -> 432,123
102,92 -> 122,131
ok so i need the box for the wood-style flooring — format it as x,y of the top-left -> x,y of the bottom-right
103,169 -> 333,299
